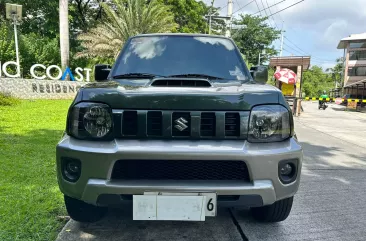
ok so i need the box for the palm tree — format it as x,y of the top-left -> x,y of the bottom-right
326,57 -> 344,88
78,0 -> 177,59
59,0 -> 69,70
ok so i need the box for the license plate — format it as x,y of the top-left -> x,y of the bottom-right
133,192 -> 217,221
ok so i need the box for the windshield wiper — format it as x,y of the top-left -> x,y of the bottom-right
167,74 -> 224,80
113,73 -> 164,79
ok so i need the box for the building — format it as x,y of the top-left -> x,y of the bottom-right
337,33 -> 366,88
337,33 -> 366,110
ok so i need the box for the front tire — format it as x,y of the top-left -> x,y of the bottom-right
64,195 -> 107,223
251,196 -> 293,222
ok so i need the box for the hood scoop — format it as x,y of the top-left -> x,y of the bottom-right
150,78 -> 212,87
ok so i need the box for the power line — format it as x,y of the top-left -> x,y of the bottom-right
253,0 -> 263,17
282,41 -> 305,56
254,0 -> 274,27
233,0 -> 242,14
282,48 -> 335,64
284,36 -> 335,61
232,0 -> 255,15
260,0 -> 270,17
253,0 -> 286,15
260,0 -> 274,27
216,2 -> 229,11
233,0 -> 334,63
284,36 -> 308,54
272,0 -> 284,22
266,0 -> 279,29
267,0 -> 305,18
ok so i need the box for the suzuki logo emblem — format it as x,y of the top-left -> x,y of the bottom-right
174,117 -> 188,131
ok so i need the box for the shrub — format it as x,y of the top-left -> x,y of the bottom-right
0,92 -> 20,106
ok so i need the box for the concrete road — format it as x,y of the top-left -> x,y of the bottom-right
56,102 -> 366,241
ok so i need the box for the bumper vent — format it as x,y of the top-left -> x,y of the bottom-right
225,113 -> 240,137
111,160 -> 250,181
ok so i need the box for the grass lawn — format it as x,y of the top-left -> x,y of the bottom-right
0,100 -> 72,241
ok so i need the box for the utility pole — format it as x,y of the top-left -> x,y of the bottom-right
5,4 -> 22,77
13,15 -> 20,77
225,0 -> 233,37
279,21 -> 284,57
209,15 -> 212,34
258,49 -> 266,66
59,0 -> 70,72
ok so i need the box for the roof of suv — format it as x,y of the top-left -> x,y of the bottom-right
133,33 -> 230,40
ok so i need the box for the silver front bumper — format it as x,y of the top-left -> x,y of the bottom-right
56,135 -> 303,206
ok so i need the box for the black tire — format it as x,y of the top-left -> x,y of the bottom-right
251,196 -> 293,222
64,195 -> 107,223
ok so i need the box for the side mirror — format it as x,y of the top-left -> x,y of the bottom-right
94,64 -> 112,81
250,65 -> 268,84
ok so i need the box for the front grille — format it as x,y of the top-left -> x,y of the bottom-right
111,160 -> 250,181
113,110 -> 247,139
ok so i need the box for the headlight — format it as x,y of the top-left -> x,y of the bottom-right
68,102 -> 113,140
248,105 -> 291,143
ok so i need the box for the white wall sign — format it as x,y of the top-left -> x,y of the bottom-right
0,61 -> 92,82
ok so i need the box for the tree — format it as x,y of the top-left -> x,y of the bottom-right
69,0 -> 107,33
0,0 -> 59,38
0,18 -> 15,63
19,33 -> 60,78
77,0 -> 177,59
158,0 -> 224,34
302,65 -> 334,97
326,57 -> 344,88
232,14 -> 281,66
0,17 -> 60,78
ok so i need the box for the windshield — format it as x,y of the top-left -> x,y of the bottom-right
112,35 -> 250,82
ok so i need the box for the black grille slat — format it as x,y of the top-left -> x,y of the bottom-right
225,113 -> 240,137
200,112 -> 216,136
147,111 -> 162,136
122,111 -> 138,135
111,160 -> 250,181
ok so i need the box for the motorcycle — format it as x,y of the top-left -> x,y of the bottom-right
318,100 -> 328,110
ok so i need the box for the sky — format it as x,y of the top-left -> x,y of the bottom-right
202,0 -> 366,70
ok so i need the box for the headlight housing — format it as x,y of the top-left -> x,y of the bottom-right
67,102 -> 113,140
248,105 -> 292,143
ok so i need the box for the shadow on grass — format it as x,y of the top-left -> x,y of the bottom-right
0,128 -> 64,145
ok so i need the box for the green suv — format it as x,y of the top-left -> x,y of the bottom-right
56,33 -> 302,223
